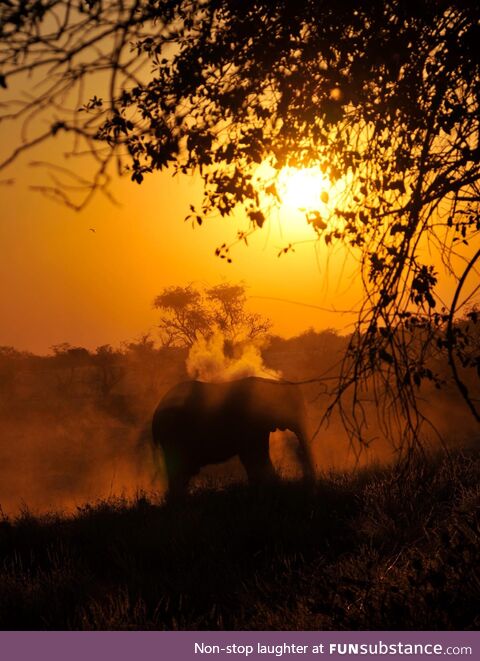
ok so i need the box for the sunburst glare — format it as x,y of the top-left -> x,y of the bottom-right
278,167 -> 331,211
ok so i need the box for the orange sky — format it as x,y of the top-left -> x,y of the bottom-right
2,32 -> 476,357
1,124 -> 473,355
1,149 -> 368,354
1,16 -> 478,358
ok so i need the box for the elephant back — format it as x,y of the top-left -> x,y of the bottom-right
153,376 -> 307,437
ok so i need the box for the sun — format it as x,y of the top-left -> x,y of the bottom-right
252,162 -> 339,239
278,167 -> 331,211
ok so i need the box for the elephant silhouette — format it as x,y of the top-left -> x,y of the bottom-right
152,376 -> 315,498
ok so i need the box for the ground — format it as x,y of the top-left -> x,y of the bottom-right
0,450 -> 478,630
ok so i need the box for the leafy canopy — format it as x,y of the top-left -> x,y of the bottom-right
2,0 -> 480,446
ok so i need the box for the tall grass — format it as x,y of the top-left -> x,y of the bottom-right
0,451 -> 479,630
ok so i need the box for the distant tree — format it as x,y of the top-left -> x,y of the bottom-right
51,343 -> 91,365
122,333 -> 168,395
50,343 -> 92,392
154,283 -> 271,348
264,329 -> 348,382
92,344 -> 124,397
122,334 -> 156,359
2,1 -> 480,449
206,283 -> 272,344
153,286 -> 212,348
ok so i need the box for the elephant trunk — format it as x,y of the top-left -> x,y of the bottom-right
273,382 -> 316,482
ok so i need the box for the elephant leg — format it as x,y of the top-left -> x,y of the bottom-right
150,444 -> 165,490
293,431 -> 316,483
239,433 -> 276,485
166,466 -> 191,501
163,450 -> 192,502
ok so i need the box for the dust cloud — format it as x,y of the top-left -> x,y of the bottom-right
186,331 -> 281,381
0,347 -> 176,515
0,401 -> 157,516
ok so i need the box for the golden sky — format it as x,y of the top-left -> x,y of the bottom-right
1,150 -> 368,354
2,23 -> 475,357
1,9 -> 478,358
1,126 -> 471,355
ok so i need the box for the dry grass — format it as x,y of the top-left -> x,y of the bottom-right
0,450 -> 479,630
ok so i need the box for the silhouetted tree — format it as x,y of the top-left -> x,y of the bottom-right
2,1 -> 480,449
154,283 -> 271,348
154,286 -> 211,348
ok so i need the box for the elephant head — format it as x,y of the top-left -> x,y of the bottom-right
152,376 -> 315,498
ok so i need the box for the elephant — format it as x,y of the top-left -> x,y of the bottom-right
151,376 -> 315,498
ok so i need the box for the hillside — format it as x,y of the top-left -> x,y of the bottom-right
0,451 -> 478,630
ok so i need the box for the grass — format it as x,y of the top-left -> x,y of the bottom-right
0,450 -> 479,630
